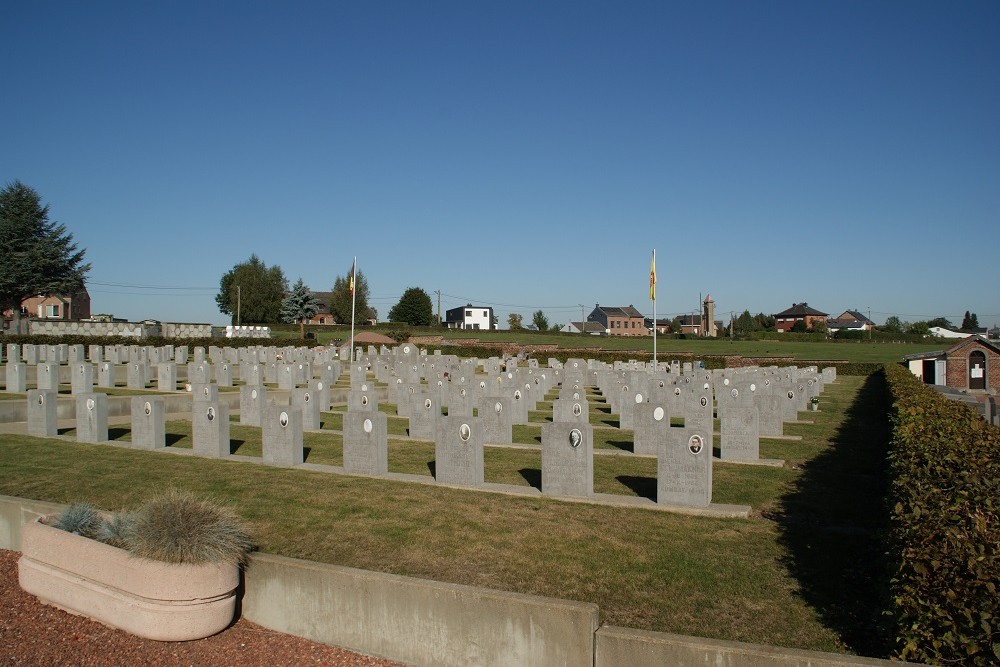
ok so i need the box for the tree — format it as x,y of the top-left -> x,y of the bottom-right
882,316 -> 903,333
491,313 -> 498,329
960,311 -> 980,331
910,321 -> 931,336
809,319 -> 828,335
927,316 -> 952,329
388,287 -> 433,326
532,310 -> 549,331
507,313 -> 523,329
790,319 -> 808,333
549,322 -> 562,332
280,278 -> 319,339
732,310 -> 757,337
0,181 -> 90,328
216,254 -> 287,324
329,266 -> 371,325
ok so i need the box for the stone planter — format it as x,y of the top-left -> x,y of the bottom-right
18,515 -> 239,641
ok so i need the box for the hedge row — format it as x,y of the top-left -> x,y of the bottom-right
884,364 -> 1000,664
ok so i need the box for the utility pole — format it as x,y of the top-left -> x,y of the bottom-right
436,290 -> 442,327
579,304 -> 585,332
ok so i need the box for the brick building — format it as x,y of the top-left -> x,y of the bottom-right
587,304 -> 648,337
903,335 -> 1000,392
773,303 -> 828,332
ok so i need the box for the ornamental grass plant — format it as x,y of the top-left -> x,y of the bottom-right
49,490 -> 253,566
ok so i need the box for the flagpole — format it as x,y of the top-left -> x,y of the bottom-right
651,249 -> 657,365
349,257 -> 357,363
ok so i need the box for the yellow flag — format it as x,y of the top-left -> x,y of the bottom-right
649,250 -> 656,301
349,260 -> 355,296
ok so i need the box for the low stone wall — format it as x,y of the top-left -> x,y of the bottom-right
24,320 -> 213,339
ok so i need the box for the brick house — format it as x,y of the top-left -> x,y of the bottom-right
903,335 -> 1000,392
587,304 -> 649,337
5,288 -> 92,323
773,303 -> 828,332
305,291 -> 336,325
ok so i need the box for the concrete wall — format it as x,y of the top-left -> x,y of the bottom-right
243,553 -> 599,667
24,320 -> 212,338
595,626 -> 914,667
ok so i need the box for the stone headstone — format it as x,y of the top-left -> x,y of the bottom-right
126,362 -> 148,390
75,393 -> 109,443
434,415 -> 484,487
720,406 -> 759,462
192,401 -> 230,457
658,427 -> 712,507
97,361 -> 116,389
130,396 -> 166,449
27,390 -> 58,437
408,392 -> 440,441
239,385 -> 267,426
478,396 -> 513,445
343,411 -> 389,476
541,421 -> 593,497
633,399 -> 672,456
262,404 -> 304,466
291,387 -> 321,431
70,362 -> 94,395
6,362 -> 27,393
156,363 -> 176,392
36,362 -> 60,392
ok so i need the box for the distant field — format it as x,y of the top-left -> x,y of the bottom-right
275,326 -> 945,365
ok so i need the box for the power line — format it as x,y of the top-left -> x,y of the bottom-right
88,280 -> 215,291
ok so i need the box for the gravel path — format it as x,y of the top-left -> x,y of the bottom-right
1,549 -> 410,666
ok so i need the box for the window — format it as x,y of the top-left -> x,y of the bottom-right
40,304 -> 60,318
465,310 -> 472,317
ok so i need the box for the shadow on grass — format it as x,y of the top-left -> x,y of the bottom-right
229,439 -> 246,455
518,468 -> 541,490
606,440 -> 634,452
773,372 -> 892,658
108,427 -> 129,441
302,446 -> 312,462
616,475 -> 655,500
165,433 -> 185,447
426,460 -> 436,477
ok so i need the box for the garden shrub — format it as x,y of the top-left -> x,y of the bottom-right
884,364 -> 1000,664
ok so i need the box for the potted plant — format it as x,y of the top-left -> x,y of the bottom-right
18,490 -> 253,642
810,396 -> 820,411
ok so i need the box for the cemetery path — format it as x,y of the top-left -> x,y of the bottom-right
0,549 -> 410,667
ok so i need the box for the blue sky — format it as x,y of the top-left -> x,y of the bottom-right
3,1 -> 997,329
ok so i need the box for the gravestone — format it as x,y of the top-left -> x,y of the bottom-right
68,345 -> 86,363
551,397 -> 589,424
658,427 -> 712,507
215,362 -> 233,388
75,393 -> 109,443
720,406 -> 759,462
262,404 -> 304,466
70,362 -> 94,395
192,401 -> 230,457
291,387 -> 321,431
541,421 -> 593,497
27,390 -> 58,437
23,344 -> 38,365
88,345 -> 102,363
6,362 -> 27,393
6,344 -> 20,363
97,361 -> 116,388
347,384 -> 377,412
434,415 -> 484,487
130,396 -> 166,449
36,362 -> 60,392
126,362 -> 147,390
633,399 -> 672,456
408,392 -> 440,441
157,363 -> 177,392
240,385 -> 267,426
277,364 -> 295,391
478,396 -> 512,445
343,411 -> 389,476
192,383 -> 219,405
444,385 -> 474,418
310,379 -> 330,413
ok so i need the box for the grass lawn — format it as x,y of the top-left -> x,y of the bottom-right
0,373 -> 892,657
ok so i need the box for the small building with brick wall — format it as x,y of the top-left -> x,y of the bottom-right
772,302 -> 828,332
903,335 -> 1000,392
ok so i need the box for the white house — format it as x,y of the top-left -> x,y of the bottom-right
929,327 -> 974,339
443,304 -> 493,330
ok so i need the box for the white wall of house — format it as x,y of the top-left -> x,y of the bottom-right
929,327 -> 970,339
461,307 -> 492,330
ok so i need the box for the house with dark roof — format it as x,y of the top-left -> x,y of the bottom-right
773,302 -> 829,332
587,304 -> 648,337
827,309 -> 874,332
305,291 -> 336,325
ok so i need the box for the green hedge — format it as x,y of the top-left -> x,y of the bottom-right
884,364 -> 1000,664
